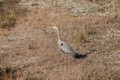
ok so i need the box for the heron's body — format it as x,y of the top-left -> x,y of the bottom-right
52,27 -> 75,56
52,27 -> 87,59
58,39 -> 74,55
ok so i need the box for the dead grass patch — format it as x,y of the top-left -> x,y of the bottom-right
0,1 -> 120,79
0,66 -> 25,80
0,0 -> 27,30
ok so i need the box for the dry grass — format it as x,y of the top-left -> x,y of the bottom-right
0,0 -> 27,30
0,0 -> 120,80
0,66 -> 25,80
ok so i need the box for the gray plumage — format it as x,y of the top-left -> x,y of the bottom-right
52,27 -> 85,58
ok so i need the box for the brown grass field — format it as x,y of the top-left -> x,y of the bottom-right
0,0 -> 120,80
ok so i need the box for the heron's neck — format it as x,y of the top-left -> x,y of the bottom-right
56,29 -> 61,40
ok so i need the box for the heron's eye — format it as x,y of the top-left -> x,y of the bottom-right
61,43 -> 63,46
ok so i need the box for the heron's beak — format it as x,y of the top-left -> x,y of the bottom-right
51,27 -> 55,33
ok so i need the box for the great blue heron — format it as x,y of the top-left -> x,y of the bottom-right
52,26 -> 86,59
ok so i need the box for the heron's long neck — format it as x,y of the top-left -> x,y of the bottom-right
56,29 -> 61,40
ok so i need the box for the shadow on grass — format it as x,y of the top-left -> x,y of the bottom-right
74,49 -> 97,59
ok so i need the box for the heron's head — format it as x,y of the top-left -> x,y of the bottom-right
52,26 -> 59,33
52,26 -> 58,30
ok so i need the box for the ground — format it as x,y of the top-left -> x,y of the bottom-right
0,0 -> 120,80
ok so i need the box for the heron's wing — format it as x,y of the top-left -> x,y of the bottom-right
60,41 -> 75,54
61,49 -> 65,53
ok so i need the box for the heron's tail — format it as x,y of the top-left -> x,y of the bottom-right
73,53 -> 87,59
